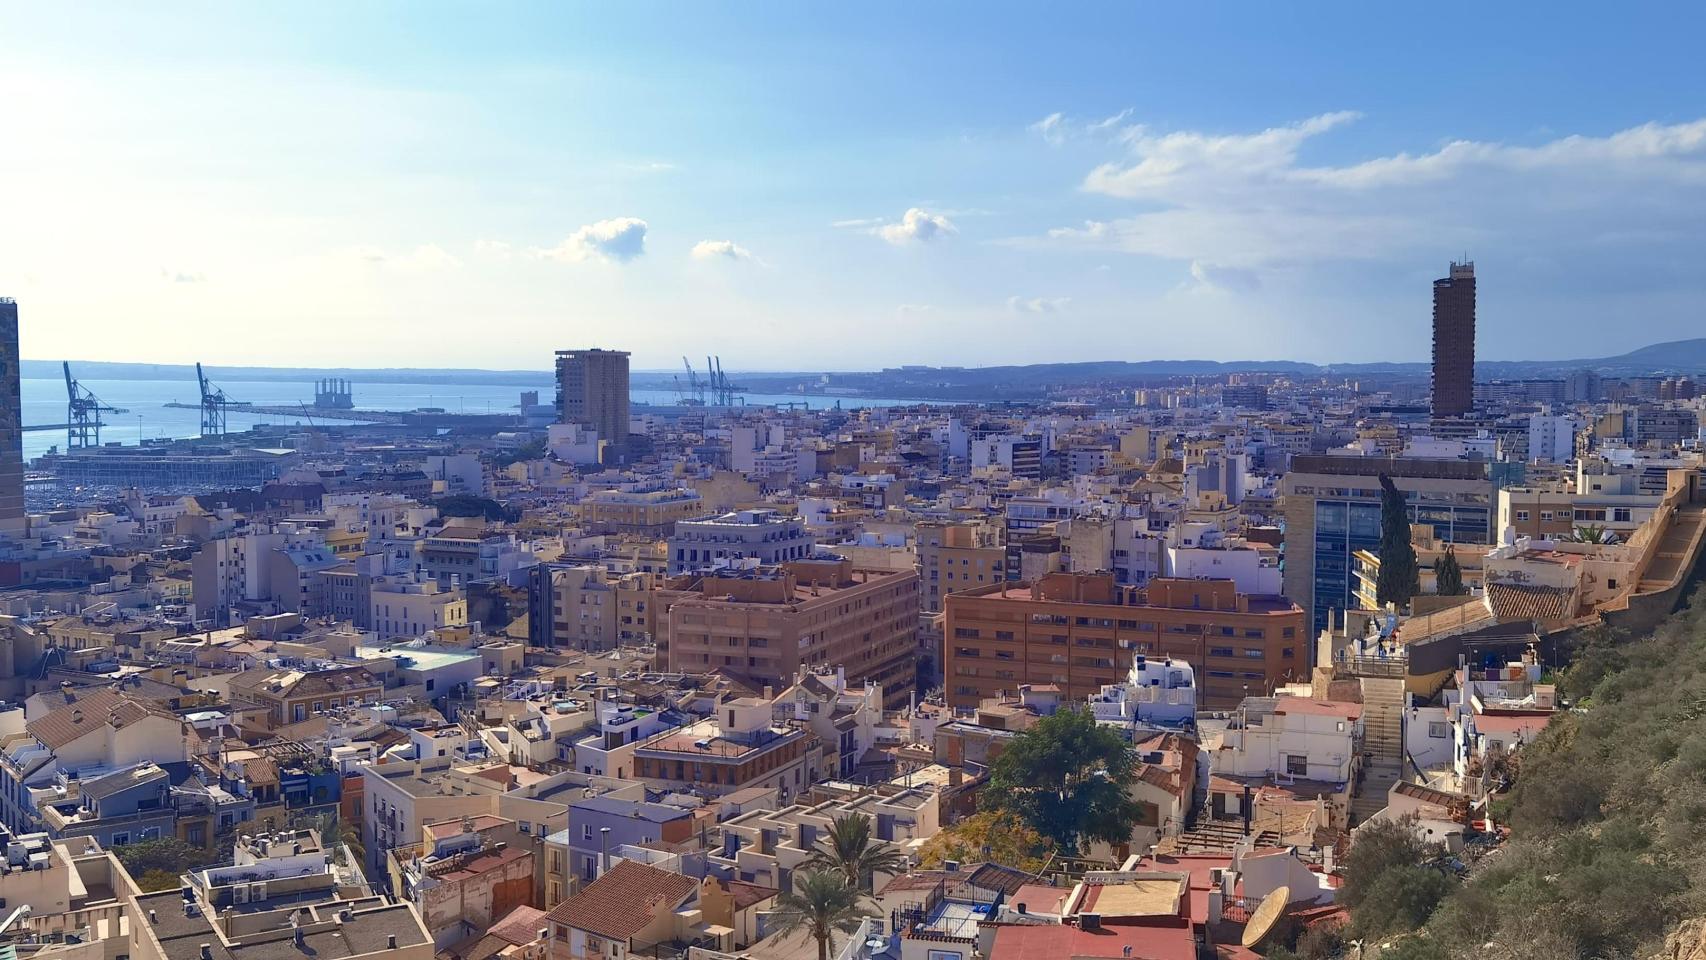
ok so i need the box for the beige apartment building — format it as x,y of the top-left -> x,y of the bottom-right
579,486 -> 706,538
916,520 -> 1005,614
661,558 -> 919,708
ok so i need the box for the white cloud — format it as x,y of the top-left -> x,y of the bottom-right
536,217 -> 648,263
1084,111 -> 1360,197
896,303 -> 934,316
1007,295 -> 1071,314
690,239 -> 760,263
1021,113 -> 1706,273
619,160 -> 677,173
473,239 -> 514,260
161,268 -> 206,283
875,208 -> 956,245
344,244 -> 463,273
1030,109 -> 1132,146
1188,261 -> 1260,294
831,217 -> 885,229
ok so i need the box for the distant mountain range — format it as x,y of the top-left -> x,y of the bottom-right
24,337 -> 1706,393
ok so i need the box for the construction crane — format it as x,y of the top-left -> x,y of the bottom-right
64,362 -> 123,449
196,362 -> 234,437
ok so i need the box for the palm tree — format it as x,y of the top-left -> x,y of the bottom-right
806,812 -> 910,892
769,868 -> 877,960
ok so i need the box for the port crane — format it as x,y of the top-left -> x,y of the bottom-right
196,362 -> 235,437
64,362 -> 124,449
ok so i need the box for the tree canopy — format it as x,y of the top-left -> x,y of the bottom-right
1434,543 -> 1466,596
980,708 -> 1143,854
915,811 -> 1054,874
768,868 -> 877,960
1376,474 -> 1420,609
804,813 -> 910,892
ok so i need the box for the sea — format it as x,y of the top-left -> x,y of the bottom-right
19,376 -> 925,462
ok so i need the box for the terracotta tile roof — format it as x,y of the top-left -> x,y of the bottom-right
26,690 -> 167,749
723,879 -> 779,910
544,861 -> 698,942
488,905 -> 549,945
1485,582 -> 1575,623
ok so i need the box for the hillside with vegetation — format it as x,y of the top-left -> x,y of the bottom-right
1288,586 -> 1706,960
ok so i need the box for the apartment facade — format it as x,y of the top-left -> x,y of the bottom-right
661,558 -> 919,708
666,508 -> 814,574
555,348 -> 631,464
942,572 -> 1306,710
1281,455 -> 1495,634
579,486 -> 705,537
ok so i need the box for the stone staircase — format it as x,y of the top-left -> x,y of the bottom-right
1351,676 -> 1405,825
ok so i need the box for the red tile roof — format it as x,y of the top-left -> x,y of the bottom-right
489,905 -> 550,945
545,861 -> 698,942
1485,582 -> 1576,623
988,922 -> 1197,960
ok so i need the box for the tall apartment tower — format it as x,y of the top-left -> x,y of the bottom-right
0,299 -> 23,536
555,348 -> 631,463
1431,260 -> 1476,418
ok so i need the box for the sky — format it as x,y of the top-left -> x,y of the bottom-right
3,2 -> 1705,372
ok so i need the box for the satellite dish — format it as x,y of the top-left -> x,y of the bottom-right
1241,885 -> 1291,949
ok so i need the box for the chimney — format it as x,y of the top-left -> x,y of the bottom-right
1242,784 -> 1253,837
200,945 -> 213,960
600,827 -> 611,874
1080,913 -> 1101,932
387,936 -> 398,950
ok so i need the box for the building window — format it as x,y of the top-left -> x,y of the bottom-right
1284,755 -> 1308,777
1428,721 -> 1450,738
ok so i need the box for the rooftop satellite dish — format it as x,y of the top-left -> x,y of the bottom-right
1241,885 -> 1291,949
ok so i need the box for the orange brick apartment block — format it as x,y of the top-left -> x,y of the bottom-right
943,572 -> 1306,711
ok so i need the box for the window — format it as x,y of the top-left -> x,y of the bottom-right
1428,721 -> 1450,738
1515,510 -> 1530,522
1284,755 -> 1308,777
111,831 -> 131,846
1613,508 -> 1632,523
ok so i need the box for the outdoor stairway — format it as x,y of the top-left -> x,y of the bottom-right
1352,676 -> 1406,825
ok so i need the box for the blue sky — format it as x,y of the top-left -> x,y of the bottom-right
3,2 -> 1705,371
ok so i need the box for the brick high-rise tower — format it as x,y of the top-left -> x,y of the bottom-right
1431,260 -> 1476,418
0,298 -> 22,537
555,348 -> 631,464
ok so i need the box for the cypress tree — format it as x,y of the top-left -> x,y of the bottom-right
1435,543 -> 1465,596
1375,474 -> 1420,609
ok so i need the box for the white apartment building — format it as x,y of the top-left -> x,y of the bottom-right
1214,694 -> 1363,786
1528,412 -> 1583,463
667,509 -> 814,574
1087,655 -> 1197,730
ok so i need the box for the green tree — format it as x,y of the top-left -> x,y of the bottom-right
981,708 -> 1144,854
114,837 -> 223,882
137,868 -> 182,892
1570,523 -> 1612,544
1339,815 -> 1437,911
805,813 -> 910,892
915,811 -> 1054,874
1376,474 -> 1420,609
768,869 -> 878,960
1434,543 -> 1466,596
